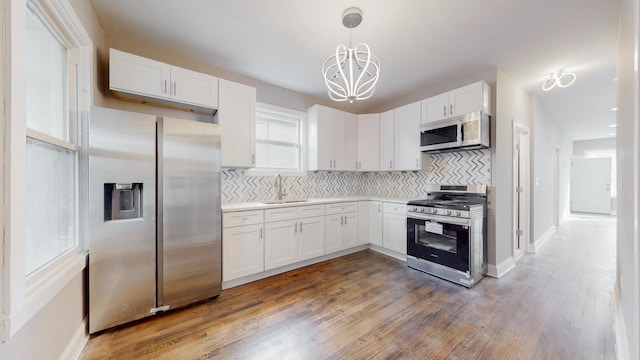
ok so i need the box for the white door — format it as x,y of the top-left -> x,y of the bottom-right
379,109 -> 395,170
449,81 -> 483,117
298,216 -> 325,261
394,101 -> 421,170
513,125 -> 530,256
369,202 -> 383,247
357,114 -> 380,171
109,48 -> 171,100
218,79 -> 256,168
264,220 -> 298,270
383,213 -> 406,254
222,224 -> 264,281
358,202 -> 371,245
170,65 -> 219,108
325,214 -> 343,254
342,212 -> 359,249
344,112 -> 358,171
421,92 -> 450,123
571,158 -> 612,214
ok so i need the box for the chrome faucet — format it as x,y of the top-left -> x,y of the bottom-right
274,173 -> 286,200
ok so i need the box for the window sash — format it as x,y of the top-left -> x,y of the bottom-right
255,105 -> 303,171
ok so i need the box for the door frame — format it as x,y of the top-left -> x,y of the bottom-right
512,121 -> 530,259
554,147 -> 561,226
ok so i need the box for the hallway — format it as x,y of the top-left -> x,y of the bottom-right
81,214 -> 617,359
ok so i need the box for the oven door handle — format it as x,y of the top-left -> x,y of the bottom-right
408,213 -> 470,226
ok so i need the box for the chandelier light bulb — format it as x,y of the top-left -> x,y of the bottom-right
322,7 -> 380,103
542,70 -> 577,91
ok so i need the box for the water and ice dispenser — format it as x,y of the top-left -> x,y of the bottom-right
104,183 -> 143,221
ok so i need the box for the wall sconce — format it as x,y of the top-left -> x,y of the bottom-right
541,70 -> 576,91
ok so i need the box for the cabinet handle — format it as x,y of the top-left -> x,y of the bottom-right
173,81 -> 177,96
378,204 -> 381,212
450,104 -> 453,115
416,159 -> 419,167
356,161 -> 358,170
164,80 -> 168,94
299,222 -> 302,233
251,153 -> 255,164
259,228 -> 262,239
390,160 -> 393,169
443,106 -> 446,117
294,222 -> 298,233
341,216 -> 344,225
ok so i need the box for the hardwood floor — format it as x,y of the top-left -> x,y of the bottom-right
80,214 -> 616,359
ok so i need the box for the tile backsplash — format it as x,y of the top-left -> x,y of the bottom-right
222,149 -> 491,203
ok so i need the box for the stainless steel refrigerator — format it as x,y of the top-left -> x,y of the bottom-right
88,106 -> 222,333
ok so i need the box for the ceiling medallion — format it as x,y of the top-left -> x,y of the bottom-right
542,70 -> 577,91
322,7 -> 380,103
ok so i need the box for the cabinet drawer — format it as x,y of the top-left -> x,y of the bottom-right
265,207 -> 298,222
297,205 -> 325,218
325,202 -> 358,215
223,210 -> 264,227
383,203 -> 406,215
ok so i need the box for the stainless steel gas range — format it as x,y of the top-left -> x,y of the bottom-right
406,185 -> 488,288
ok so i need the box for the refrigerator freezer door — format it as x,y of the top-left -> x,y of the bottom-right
88,107 -> 157,333
157,117 -> 222,308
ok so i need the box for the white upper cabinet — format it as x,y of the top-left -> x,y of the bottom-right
421,81 -> 492,124
308,105 -> 352,171
379,109 -> 395,171
357,114 -> 380,172
109,48 -> 218,112
217,79 -> 257,168
394,101 -> 422,171
345,112 -> 358,172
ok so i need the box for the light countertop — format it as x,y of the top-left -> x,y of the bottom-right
222,197 -> 411,212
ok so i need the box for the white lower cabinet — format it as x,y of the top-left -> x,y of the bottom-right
264,219 -> 298,270
382,203 -> 407,254
222,210 -> 265,282
264,205 -> 325,270
358,202 -> 370,245
370,201 -> 383,247
325,202 -> 359,254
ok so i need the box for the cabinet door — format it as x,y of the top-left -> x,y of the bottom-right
369,201 -> 383,246
358,202 -> 370,245
313,106 -> 344,170
218,79 -> 257,168
449,81 -> 484,117
357,114 -> 380,171
379,109 -> 395,171
109,48 -> 171,100
298,216 -> 325,261
342,212 -> 359,250
394,101 -> 421,170
421,92 -> 450,124
222,224 -> 264,281
264,220 -> 298,270
170,66 -> 218,108
383,213 -> 407,254
344,112 -> 358,171
325,214 -> 343,254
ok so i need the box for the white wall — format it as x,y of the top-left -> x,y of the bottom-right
573,137 -> 616,158
531,96 -> 572,249
614,0 -> 639,358
488,68 -> 531,277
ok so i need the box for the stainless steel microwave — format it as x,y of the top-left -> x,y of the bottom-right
420,111 -> 490,152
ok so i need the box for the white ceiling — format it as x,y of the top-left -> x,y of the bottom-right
89,0 -> 620,141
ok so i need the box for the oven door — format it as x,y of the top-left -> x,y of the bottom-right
407,213 -> 470,273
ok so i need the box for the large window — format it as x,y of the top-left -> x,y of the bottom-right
24,5 -> 78,275
255,104 -> 304,171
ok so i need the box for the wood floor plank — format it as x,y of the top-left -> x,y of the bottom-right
81,214 -> 617,359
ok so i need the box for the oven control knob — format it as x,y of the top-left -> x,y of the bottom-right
420,208 -> 426,213
446,210 -> 452,216
431,208 -> 437,214
455,211 -> 461,217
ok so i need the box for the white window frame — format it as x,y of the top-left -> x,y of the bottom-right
1,0 -> 92,340
247,103 -> 307,177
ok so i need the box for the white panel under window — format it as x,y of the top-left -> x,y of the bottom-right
25,138 -> 76,275
26,7 -> 68,141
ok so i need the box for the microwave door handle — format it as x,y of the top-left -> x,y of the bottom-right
457,120 -> 463,146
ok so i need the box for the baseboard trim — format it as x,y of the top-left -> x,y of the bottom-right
368,244 -> 407,262
486,256 -> 516,278
613,282 -> 631,360
222,245 -> 369,290
59,317 -> 88,360
529,226 -> 556,253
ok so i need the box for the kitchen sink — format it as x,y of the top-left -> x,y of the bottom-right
261,199 -> 310,204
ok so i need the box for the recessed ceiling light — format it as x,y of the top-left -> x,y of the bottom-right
609,124 -> 617,128
611,107 -> 618,111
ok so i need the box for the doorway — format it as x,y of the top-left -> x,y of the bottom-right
513,121 -> 530,259
571,158 -> 612,214
554,147 -> 560,226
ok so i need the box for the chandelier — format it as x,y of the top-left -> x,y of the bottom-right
322,7 -> 380,103
541,70 -> 576,91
